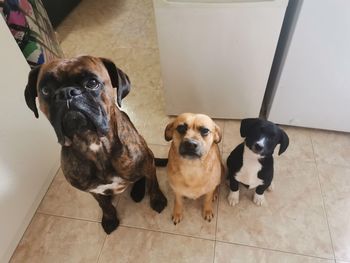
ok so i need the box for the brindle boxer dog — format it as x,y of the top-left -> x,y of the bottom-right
24,56 -> 167,234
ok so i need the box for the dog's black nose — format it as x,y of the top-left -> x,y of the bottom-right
253,143 -> 263,152
183,139 -> 198,150
55,87 -> 82,101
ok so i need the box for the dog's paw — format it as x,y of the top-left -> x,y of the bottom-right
101,216 -> 119,234
203,210 -> 214,222
172,213 -> 183,225
267,182 -> 275,192
227,190 -> 239,206
253,193 -> 265,206
130,186 -> 145,203
150,193 -> 168,213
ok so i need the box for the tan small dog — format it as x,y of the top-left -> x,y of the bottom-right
165,113 -> 223,224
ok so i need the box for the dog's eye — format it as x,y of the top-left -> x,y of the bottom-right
176,124 -> 187,135
41,86 -> 50,96
85,79 -> 100,90
200,127 -> 210,136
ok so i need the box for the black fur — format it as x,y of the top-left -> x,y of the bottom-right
154,158 -> 168,167
130,176 -> 146,202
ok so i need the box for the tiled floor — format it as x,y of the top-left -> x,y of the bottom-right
9,0 -> 350,262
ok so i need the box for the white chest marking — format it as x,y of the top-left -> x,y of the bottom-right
89,143 -> 102,152
89,177 -> 129,195
236,145 -> 264,189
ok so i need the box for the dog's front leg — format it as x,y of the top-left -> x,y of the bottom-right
227,175 -> 240,206
253,185 -> 269,206
130,176 -> 146,202
91,193 -> 119,234
146,166 -> 167,213
172,193 -> 183,225
203,190 -> 215,222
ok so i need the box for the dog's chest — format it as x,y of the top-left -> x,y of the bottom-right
89,177 -> 130,195
169,160 -> 221,199
236,147 -> 264,189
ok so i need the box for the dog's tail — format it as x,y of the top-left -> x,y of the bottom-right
155,158 -> 168,167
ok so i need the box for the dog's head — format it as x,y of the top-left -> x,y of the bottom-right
165,113 -> 221,159
24,56 -> 130,146
240,118 -> 289,156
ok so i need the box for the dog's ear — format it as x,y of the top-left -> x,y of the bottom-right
165,121 -> 174,141
240,118 -> 260,137
278,128 -> 289,155
100,58 -> 131,107
24,65 -> 41,118
213,123 -> 222,144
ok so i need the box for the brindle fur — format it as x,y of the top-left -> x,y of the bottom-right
25,56 -> 167,234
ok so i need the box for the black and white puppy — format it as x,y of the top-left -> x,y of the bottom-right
227,118 -> 289,206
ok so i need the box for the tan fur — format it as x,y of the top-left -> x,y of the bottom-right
166,113 -> 223,224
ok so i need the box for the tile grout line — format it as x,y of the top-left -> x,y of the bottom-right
96,234 -> 108,263
213,120 -> 225,263
216,239 -> 335,261
37,211 -> 101,223
310,136 -> 337,261
120,224 -> 215,241
212,184 -> 222,263
119,223 -> 216,242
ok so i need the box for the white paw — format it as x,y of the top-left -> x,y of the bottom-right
253,193 -> 265,206
267,182 -> 275,192
227,190 -> 239,206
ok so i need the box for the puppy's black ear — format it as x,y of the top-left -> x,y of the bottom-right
278,128 -> 289,155
24,65 -> 41,118
165,121 -> 174,141
240,118 -> 260,138
100,58 -> 131,107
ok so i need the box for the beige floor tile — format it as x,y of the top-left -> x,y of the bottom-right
216,159 -> 333,258
311,130 -> 350,167
117,168 -> 219,239
222,120 -> 242,154
125,100 -> 172,146
10,213 -> 106,263
280,126 -> 315,162
37,169 -> 115,221
99,226 -> 215,263
148,144 -> 171,159
214,242 -> 334,263
114,14 -> 158,49
57,0 -> 135,55
318,164 -> 350,261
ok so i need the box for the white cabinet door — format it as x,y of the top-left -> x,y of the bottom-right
268,0 -> 350,132
0,18 -> 60,262
154,0 -> 288,118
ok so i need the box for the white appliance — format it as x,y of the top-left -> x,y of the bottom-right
153,0 -> 288,118
267,0 -> 350,132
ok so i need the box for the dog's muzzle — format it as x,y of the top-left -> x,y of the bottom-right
179,139 -> 202,158
49,86 -> 109,146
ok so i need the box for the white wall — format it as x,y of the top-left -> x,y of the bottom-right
0,17 -> 60,262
